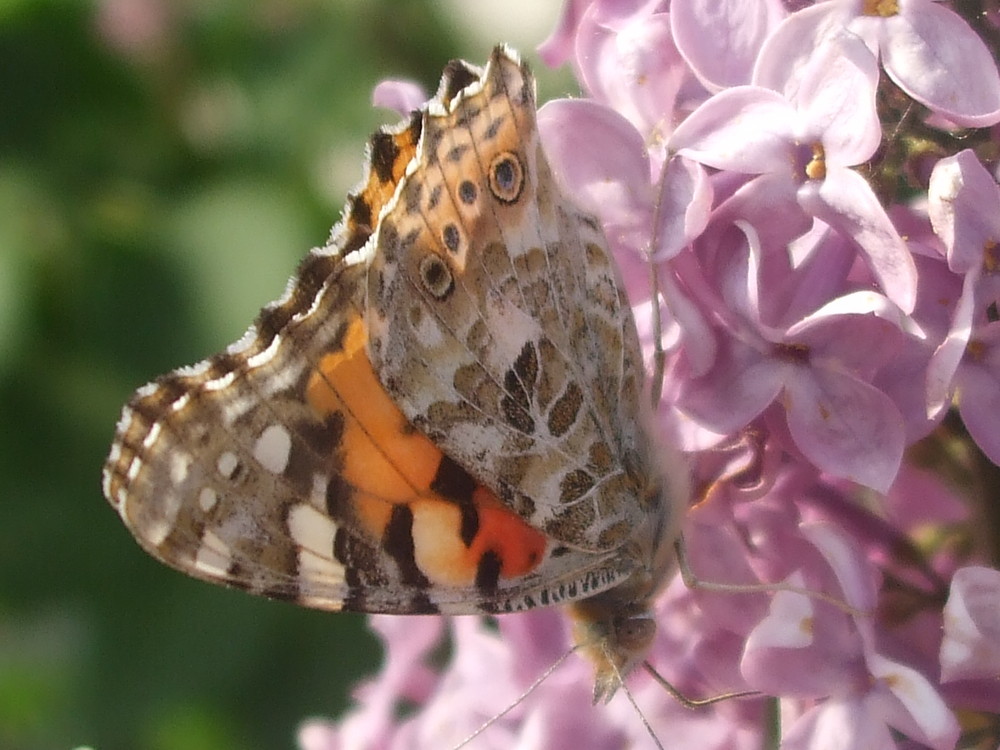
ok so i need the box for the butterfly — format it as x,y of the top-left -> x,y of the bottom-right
102,44 -> 684,703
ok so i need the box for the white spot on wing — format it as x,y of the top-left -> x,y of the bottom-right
199,487 -> 218,513
143,488 -> 182,546
126,456 -> 142,483
100,467 -> 114,502
287,503 -> 344,587
142,421 -> 162,449
254,425 -> 291,474
194,530 -> 231,577
170,452 -> 191,484
247,334 -> 282,369
134,382 -> 160,399
288,503 -> 337,556
106,440 -> 122,466
204,370 -> 236,392
162,488 -> 182,523
170,392 -> 191,413
217,451 -> 239,479
145,519 -> 171,546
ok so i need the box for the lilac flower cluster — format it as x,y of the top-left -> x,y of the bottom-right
302,1 -> 1000,748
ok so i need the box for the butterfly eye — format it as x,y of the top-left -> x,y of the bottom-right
418,254 -> 454,299
488,151 -> 524,204
614,614 -> 655,652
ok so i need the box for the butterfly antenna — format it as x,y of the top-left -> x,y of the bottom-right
601,636 -> 755,738
606,655 -> 665,750
642,661 -> 760,708
674,536 -> 871,618
450,645 -> 577,750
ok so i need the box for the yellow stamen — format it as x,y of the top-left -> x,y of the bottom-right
805,143 -> 826,180
862,0 -> 899,16
983,240 -> 999,273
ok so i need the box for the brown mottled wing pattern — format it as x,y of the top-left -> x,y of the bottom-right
366,48 -> 661,554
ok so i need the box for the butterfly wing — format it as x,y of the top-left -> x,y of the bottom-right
102,68 -> 640,615
366,47 -> 664,555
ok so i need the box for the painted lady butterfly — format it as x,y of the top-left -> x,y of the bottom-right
102,45 -> 684,703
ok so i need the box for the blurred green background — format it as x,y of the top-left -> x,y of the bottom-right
0,2 -> 566,748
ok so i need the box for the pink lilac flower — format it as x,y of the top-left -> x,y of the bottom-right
743,522 -> 959,749
303,1 -> 1000,748
671,0 -> 786,91
927,149 -> 1000,464
536,99 -> 711,265
372,79 -> 427,117
300,612 -> 628,750
571,7 -> 685,146
940,566 -> 1000,683
670,30 -> 917,313
682,229 -> 914,490
754,0 -> 1000,127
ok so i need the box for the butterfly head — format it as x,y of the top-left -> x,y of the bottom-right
569,569 -> 661,704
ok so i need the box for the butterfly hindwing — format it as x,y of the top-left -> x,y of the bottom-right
365,49 -> 659,555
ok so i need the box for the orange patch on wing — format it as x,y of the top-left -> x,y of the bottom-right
468,487 -> 547,579
411,486 -> 546,586
347,123 -> 421,236
306,317 -> 440,534
306,316 -> 547,586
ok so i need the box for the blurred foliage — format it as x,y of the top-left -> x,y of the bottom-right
0,1 -> 562,749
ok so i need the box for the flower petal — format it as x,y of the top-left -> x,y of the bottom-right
795,32 -> 881,166
371,79 -> 427,116
671,0 -> 785,90
927,149 -> 1000,273
799,168 -> 917,313
650,155 -> 712,261
940,566 -> 1000,682
866,653 -> 961,750
669,86 -> 796,173
781,698 -> 896,750
956,323 -> 1000,465
881,2 -> 1000,127
575,12 -> 685,139
677,335 -> 786,433
537,0 -> 590,67
753,2 -> 860,98
537,98 -> 651,224
784,368 -> 904,492
926,270 -> 977,418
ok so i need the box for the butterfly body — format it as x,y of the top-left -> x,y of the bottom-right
102,45 -> 684,701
